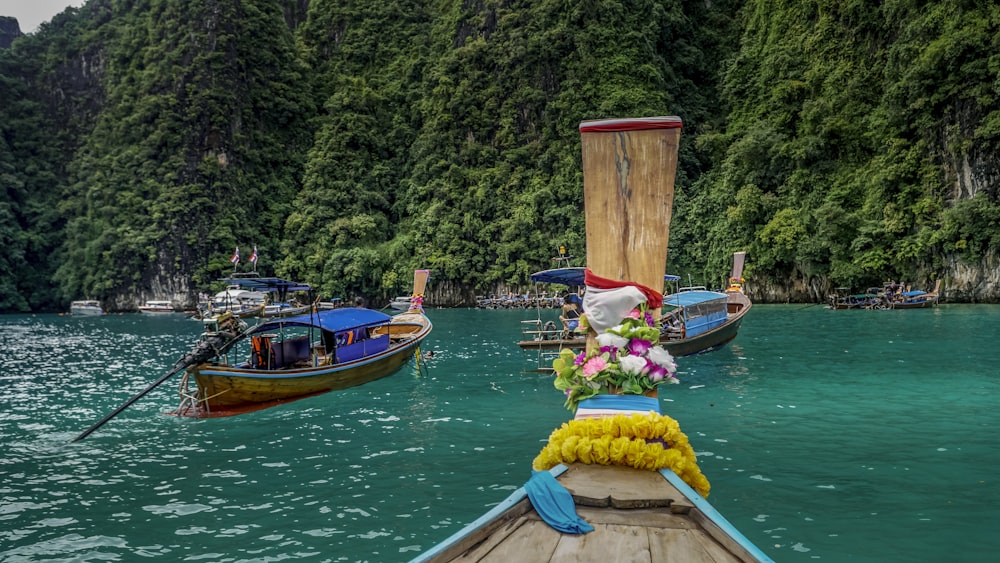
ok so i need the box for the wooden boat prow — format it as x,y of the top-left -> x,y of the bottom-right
413,463 -> 771,562
414,118 -> 770,562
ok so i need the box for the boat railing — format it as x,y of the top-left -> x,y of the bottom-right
520,319 -> 563,341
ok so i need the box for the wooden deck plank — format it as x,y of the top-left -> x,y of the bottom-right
436,498 -> 536,561
649,527 -> 739,563
450,517 -> 530,562
551,523 -> 651,563
461,519 -> 560,562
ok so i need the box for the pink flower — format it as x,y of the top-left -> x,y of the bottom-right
582,356 -> 608,379
628,338 -> 653,356
627,309 -> 642,319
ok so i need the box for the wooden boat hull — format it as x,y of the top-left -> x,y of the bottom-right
888,300 -> 937,309
71,307 -> 104,316
518,291 -> 752,358
186,315 -> 430,413
413,463 -> 771,563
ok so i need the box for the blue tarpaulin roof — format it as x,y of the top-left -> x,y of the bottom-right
663,289 -> 729,308
249,308 -> 391,334
901,290 -> 927,297
529,267 -> 682,285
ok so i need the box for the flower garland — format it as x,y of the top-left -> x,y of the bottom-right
410,293 -> 424,311
553,303 -> 678,411
532,412 -> 711,498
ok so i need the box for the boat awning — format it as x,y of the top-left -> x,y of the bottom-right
530,267 -> 586,285
663,289 -> 729,308
529,267 -> 682,285
219,276 -> 312,292
248,308 -> 391,334
901,290 -> 927,297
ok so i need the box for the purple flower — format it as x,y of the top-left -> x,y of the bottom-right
644,311 -> 655,327
628,338 -> 653,356
599,345 -> 618,360
574,351 -> 587,366
647,361 -> 668,382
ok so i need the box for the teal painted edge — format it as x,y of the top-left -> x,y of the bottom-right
409,464 -> 569,563
658,469 -> 775,563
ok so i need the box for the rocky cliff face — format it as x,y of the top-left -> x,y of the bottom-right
423,251 -> 999,307
0,16 -> 22,49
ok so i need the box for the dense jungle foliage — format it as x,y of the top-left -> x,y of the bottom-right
1,0 -> 998,311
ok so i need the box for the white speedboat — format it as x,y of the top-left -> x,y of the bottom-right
389,296 -> 411,311
139,300 -> 175,314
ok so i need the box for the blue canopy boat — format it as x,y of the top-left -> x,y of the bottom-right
517,252 -> 752,358
828,279 -> 941,310
176,270 -> 432,417
883,279 -> 941,309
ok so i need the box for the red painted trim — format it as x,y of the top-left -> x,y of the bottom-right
579,116 -> 683,132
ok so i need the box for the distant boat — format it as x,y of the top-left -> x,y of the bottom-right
200,275 -> 319,319
882,279 -> 941,309
261,301 -> 312,318
388,296 -> 412,311
828,279 -> 941,310
204,285 -> 267,318
827,287 -> 881,309
70,300 -> 104,316
174,270 -> 432,417
138,300 -> 175,314
517,252 -> 752,359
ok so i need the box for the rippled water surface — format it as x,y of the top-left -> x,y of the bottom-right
1,306 -> 998,562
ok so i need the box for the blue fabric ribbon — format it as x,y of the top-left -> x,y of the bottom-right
523,471 -> 594,534
576,394 -> 661,414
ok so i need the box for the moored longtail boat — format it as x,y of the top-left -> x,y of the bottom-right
882,279 -> 941,309
413,117 -> 771,562
174,270 -> 432,417
518,251 -> 752,359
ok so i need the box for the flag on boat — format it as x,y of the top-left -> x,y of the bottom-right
249,246 -> 258,265
230,247 -> 240,265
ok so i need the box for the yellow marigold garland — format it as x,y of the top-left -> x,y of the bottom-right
531,412 -> 711,498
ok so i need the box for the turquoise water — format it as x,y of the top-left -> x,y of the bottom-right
1,306 -> 998,562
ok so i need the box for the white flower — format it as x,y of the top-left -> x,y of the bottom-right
619,355 -> 647,375
646,346 -> 677,373
596,332 -> 628,350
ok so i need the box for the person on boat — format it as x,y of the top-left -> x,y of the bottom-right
560,294 -> 581,337
567,288 -> 584,311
